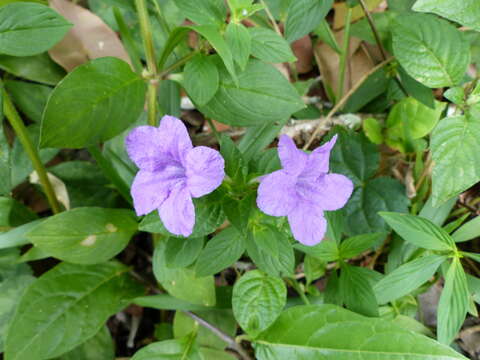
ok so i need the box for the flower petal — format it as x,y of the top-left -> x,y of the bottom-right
131,167 -> 185,216
125,126 -> 163,171
185,146 -> 225,198
278,135 -> 307,176
257,170 -> 298,216
301,135 -> 337,178
288,201 -> 327,246
158,115 -> 193,165
316,173 -> 354,211
159,183 -> 195,237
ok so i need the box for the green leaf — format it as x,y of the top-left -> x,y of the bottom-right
339,233 -> 385,259
250,148 -> 281,176
413,0 -> 480,32
380,212 -> 455,251
131,336 -> 202,360
0,196 -> 37,227
4,261 -> 142,360
220,134 -> 248,183
452,216 -> 480,243
419,195 -> 457,226
232,270 -> 286,337
374,254 -> 446,304
195,226 -> 246,276
41,57 -> 146,148
134,294 -> 223,312
175,0 -> 226,26
26,207 -> 137,264
444,87 -> 465,105
340,263 -> 379,317
431,115 -> 480,206
0,219 -> 43,249
392,13 -> 470,88
0,53 -> 65,85
139,192 -> 226,238
174,310 -> 236,350
4,80 -> 51,123
437,258 -> 470,344
223,194 -> 255,234
153,241 -> 216,306
362,117 -> 383,145
199,58 -> 304,126
183,54 -> 219,106
225,22 -> 251,70
246,224 -> 295,277
0,103 -> 10,196
345,177 -> 410,235
158,79 -> 181,118
249,27 -> 296,63
0,3 -> 71,56
304,254 -> 326,285
398,66 -> 435,109
284,0 -> 333,43
254,304 -> 467,359
165,236 -> 204,268
58,326 -> 115,360
294,239 -> 339,262
200,348 -> 236,360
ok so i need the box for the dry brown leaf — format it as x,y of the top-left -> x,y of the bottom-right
333,0 -> 384,29
292,35 -> 313,74
314,31 -> 375,99
49,0 -> 131,71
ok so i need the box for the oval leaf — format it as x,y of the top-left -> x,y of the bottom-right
183,54 -> 219,106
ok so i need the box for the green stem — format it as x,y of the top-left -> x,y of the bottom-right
288,278 -> 310,305
87,145 -> 132,205
159,51 -> 198,78
2,90 -> 61,214
338,7 -> 353,99
146,80 -> 158,126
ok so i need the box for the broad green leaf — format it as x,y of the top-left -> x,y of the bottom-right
139,192 -> 226,238
388,0 -> 415,12
26,207 -> 137,264
158,80 -> 181,118
339,233 -> 385,259
232,270 -> 286,337
134,294 -> 222,312
345,177 -> 410,235
254,304 -> 467,359
398,66 -> 435,109
0,3 -> 71,56
165,236 -> 204,268
0,219 -> 42,249
225,22 -> 251,70
0,196 -> 37,228
200,348 -> 236,360
362,117 -> 383,145
0,53 -> 65,85
195,226 -> 245,276
58,326 -> 114,360
153,241 -> 216,306
199,58 -> 304,126
431,115 -> 480,206
419,195 -> 457,226
175,0 -> 226,26
157,27 -> 190,71
294,239 -> 339,262
5,80 -> 51,122
5,261 -> 142,360
452,216 -> 480,243
374,254 -> 446,304
249,27 -> 296,63
220,134 -> 248,183
304,254 -> 326,285
131,336 -> 202,360
313,19 -> 342,54
340,263 -> 379,317
250,148 -> 281,176
444,87 -> 465,105
224,194 -> 255,234
41,57 -> 146,148
380,212 -> 455,251
183,54 -> 219,106
413,0 -> 480,31
174,310 -> 236,350
284,0 -> 333,43
392,13 -> 470,88
437,258 -> 469,344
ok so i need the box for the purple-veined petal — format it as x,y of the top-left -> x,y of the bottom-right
288,201 -> 327,246
301,135 -> 337,178
185,146 -> 225,198
125,126 -> 163,171
316,173 -> 354,210
257,170 -> 298,216
159,182 -> 195,237
278,135 -> 307,176
131,166 -> 185,216
158,115 -> 193,165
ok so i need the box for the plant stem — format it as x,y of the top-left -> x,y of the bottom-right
2,90 -> 61,214
159,51 -> 198,79
87,145 -> 132,205
260,0 -> 282,36
357,0 -> 408,96
303,57 -> 394,150
184,311 -> 252,360
338,7 -> 353,99
287,278 -> 310,305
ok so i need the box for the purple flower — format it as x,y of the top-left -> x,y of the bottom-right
257,135 -> 353,246
126,115 -> 225,237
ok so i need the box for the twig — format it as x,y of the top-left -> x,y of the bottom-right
184,311 -> 253,360
303,57 -> 394,150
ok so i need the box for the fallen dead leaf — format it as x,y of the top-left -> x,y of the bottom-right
29,170 -> 70,210
333,0 -> 385,29
292,35 -> 313,74
49,0 -> 131,71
